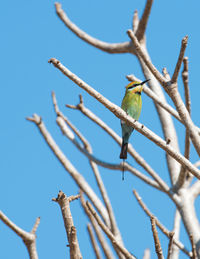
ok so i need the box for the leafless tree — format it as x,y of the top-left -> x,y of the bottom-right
1,1 -> 200,258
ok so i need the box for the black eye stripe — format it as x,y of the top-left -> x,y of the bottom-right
128,83 -> 140,89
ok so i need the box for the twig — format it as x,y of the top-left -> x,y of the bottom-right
87,224 -> 102,259
52,191 -> 82,259
176,57 -> 191,188
86,201 -> 137,259
48,58 -> 200,181
80,192 -> 115,259
27,114 -> 110,226
52,92 -> 124,244
189,235 -> 198,259
171,36 -> 188,83
166,232 -> 174,259
132,10 -> 139,32
150,216 -> 164,259
54,2 -> 133,54
0,211 -> 39,259
135,0 -> 154,42
170,210 -> 181,258
132,190 -> 192,257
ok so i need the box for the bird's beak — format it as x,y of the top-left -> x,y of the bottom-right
141,79 -> 150,85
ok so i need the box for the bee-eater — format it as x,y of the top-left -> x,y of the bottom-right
120,79 -> 150,171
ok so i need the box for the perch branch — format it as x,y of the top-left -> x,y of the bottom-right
52,191 -> 82,259
48,58 -> 200,181
26,114 -> 110,227
166,232 -> 174,259
0,211 -> 39,259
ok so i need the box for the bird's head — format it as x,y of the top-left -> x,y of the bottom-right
125,79 -> 150,94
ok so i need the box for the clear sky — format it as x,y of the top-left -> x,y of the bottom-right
1,1 -> 200,258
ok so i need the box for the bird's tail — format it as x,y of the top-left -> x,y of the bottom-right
120,140 -> 128,159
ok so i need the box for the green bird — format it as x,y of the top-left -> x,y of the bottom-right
120,79 -> 150,172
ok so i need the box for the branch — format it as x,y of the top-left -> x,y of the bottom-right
87,224 -> 102,259
52,92 -> 124,244
26,114 -> 110,226
170,210 -> 181,259
171,36 -> 188,83
80,192 -> 115,259
143,249 -> 151,259
150,216 -> 164,259
132,190 -> 192,257
48,58 -> 200,181
166,232 -> 174,259
52,191 -> 82,259
135,0 -> 154,41
86,201 -> 137,259
56,114 -> 161,191
127,29 -> 166,85
127,32 -> 200,158
55,2 -> 133,54
0,211 -> 39,259
189,235 -> 198,259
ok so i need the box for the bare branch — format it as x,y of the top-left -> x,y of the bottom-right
86,201 -> 137,259
189,235 -> 198,259
162,67 -> 171,80
132,190 -> 192,257
127,29 -> 166,85
143,249 -> 151,259
171,36 -> 188,83
80,192 -> 115,259
52,93 -> 124,245
56,114 -> 161,191
27,114 -> 110,226
150,216 -> 164,259
55,2 -> 133,54
132,10 -> 139,32
182,57 -> 190,114
135,0 -> 154,41
48,58 -> 200,181
0,211 -> 39,259
167,232 -> 174,259
52,191 -> 82,259
170,210 -> 181,259
87,224 -> 102,259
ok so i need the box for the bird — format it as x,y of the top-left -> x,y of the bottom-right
120,79 -> 150,179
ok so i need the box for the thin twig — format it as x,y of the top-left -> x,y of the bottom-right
52,191 -> 82,259
27,114 -> 110,226
150,216 -> 164,259
170,210 -> 181,258
48,58 -> 200,181
167,232 -> 174,259
132,190 -> 192,257
54,2 -> 133,54
80,192 -> 115,259
171,36 -> 188,83
132,10 -> 139,32
86,201 -> 137,259
143,249 -> 151,259
0,211 -> 39,259
87,224 -> 102,259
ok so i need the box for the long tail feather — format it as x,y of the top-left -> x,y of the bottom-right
120,141 -> 128,159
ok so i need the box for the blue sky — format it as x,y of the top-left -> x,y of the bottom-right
1,1 -> 200,258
